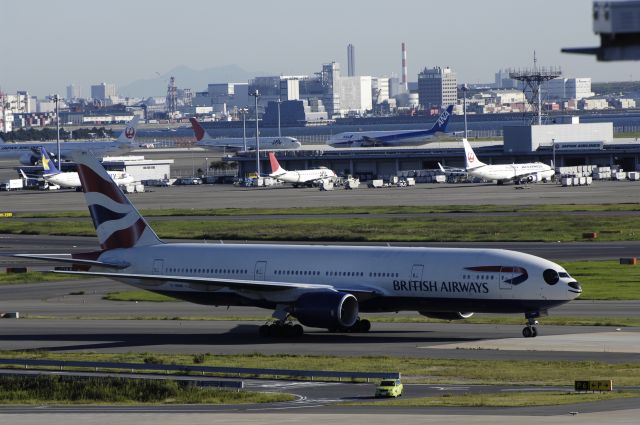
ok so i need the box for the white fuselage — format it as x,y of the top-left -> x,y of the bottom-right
270,167 -> 336,185
44,170 -> 134,188
468,163 -> 555,183
198,137 -> 301,151
97,244 -> 580,314
0,140 -> 134,164
327,130 -> 440,148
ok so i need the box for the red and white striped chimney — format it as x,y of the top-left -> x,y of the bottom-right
401,42 -> 408,90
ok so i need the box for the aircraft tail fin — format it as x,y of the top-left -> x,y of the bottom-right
268,152 -> 286,176
462,138 -> 485,170
72,151 -> 163,250
189,117 -> 214,142
40,147 -> 61,175
116,116 -> 141,144
430,105 -> 454,133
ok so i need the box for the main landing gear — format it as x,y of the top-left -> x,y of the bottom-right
259,321 -> 304,338
328,318 -> 371,333
522,313 -> 540,338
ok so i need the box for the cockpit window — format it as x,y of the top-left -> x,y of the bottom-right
543,269 -> 559,285
559,272 -> 570,278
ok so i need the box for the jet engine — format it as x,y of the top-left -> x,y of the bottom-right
293,291 -> 359,329
418,311 -> 474,320
19,152 -> 39,166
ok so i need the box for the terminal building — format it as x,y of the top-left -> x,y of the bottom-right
230,119 -> 640,180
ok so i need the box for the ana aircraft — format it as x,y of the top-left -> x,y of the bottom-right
14,152 -> 581,338
327,105 -> 455,148
0,116 -> 141,165
268,152 -> 336,187
189,118 -> 301,151
39,147 -> 134,189
463,139 -> 555,185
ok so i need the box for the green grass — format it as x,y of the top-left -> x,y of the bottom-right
560,260 -> 640,300
103,291 -> 177,302
2,212 -> 640,242
1,352 -> 639,386
0,271 -> 89,285
345,391 -> 640,407
0,375 -> 294,405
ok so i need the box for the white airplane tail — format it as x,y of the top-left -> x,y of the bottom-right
72,151 -> 162,250
116,116 -> 141,144
268,152 -> 286,176
462,138 -> 485,170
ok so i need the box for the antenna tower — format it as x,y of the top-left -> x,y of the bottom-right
165,76 -> 178,115
508,52 -> 561,125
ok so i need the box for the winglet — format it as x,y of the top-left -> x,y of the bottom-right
116,116 -> 140,144
268,152 -> 285,175
462,138 -> 485,170
437,162 -> 446,173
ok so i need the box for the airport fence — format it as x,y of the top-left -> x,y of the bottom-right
0,358 -> 400,382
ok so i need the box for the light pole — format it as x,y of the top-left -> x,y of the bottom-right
53,94 -> 60,165
250,90 -> 261,177
240,107 -> 248,152
276,98 -> 282,138
461,84 -> 468,139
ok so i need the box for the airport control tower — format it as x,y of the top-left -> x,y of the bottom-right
509,53 -> 561,125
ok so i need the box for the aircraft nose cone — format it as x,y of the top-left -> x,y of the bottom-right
568,281 -> 582,296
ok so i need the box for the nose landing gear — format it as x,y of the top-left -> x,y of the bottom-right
523,312 -> 540,338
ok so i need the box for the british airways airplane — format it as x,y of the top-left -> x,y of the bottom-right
0,116 -> 141,165
327,105 -> 455,148
15,152 -> 581,338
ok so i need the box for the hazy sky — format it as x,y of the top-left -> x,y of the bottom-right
2,0 -> 636,97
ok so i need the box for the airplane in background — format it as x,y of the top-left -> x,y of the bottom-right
268,151 -> 336,187
14,151 -> 581,339
437,162 -> 467,178
0,116 -> 141,165
189,118 -> 301,151
462,139 -> 555,185
38,147 -> 134,189
327,105 -> 455,148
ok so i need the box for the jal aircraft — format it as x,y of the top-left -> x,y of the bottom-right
268,151 -> 336,187
0,116 -> 141,165
463,139 -> 555,184
14,152 -> 581,338
327,105 -> 455,148
189,118 -> 301,151
37,147 -> 134,189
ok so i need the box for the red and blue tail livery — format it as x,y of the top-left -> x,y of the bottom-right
73,152 -> 161,250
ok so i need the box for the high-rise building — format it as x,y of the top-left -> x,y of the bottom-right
91,82 -> 116,101
347,44 -> 356,77
322,62 -> 341,118
66,84 -> 81,100
417,66 -> 457,109
546,78 -> 593,100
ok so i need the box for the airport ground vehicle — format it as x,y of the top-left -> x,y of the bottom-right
375,379 -> 404,398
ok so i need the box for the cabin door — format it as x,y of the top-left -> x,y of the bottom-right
254,261 -> 267,281
411,264 -> 424,280
152,259 -> 164,274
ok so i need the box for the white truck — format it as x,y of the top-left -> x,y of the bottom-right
0,179 -> 24,191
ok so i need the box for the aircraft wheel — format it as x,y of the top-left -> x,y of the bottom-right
531,326 -> 538,337
522,327 -> 533,338
359,319 -> 371,332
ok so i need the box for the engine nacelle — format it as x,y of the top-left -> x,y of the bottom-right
19,153 -> 39,166
293,291 -> 359,329
418,311 -> 474,320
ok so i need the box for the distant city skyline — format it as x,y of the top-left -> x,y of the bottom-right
2,0 -> 637,97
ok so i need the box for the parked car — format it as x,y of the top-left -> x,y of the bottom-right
375,379 -> 403,398
174,177 -> 202,185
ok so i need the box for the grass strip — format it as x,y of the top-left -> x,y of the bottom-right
103,291 -> 177,302
1,352 -> 639,386
344,391 -> 640,407
2,213 -> 640,241
0,271 -> 88,285
0,374 -> 293,405
11,203 -> 640,218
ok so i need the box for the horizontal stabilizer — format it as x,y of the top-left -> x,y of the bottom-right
11,254 -> 129,269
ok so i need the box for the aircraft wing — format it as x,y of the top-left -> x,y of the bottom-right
49,269 -> 382,297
